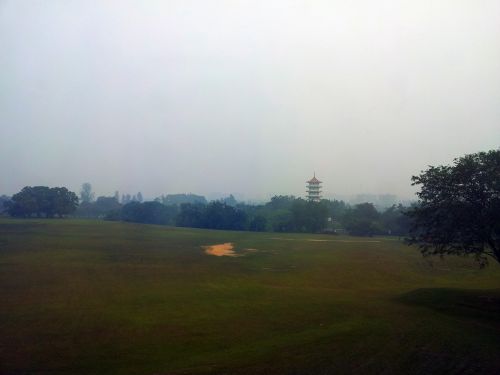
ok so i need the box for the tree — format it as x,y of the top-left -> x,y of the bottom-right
175,202 -> 247,230
176,203 -> 206,228
204,201 -> 247,230
50,187 -> 79,217
342,203 -> 382,236
266,195 -> 296,210
4,187 -> 38,217
75,195 -> 122,218
80,183 -> 94,204
325,199 -> 348,221
6,186 -> 78,218
290,199 -> 329,233
117,201 -> 177,225
269,209 -> 294,232
380,204 -> 412,236
249,215 -> 267,231
0,195 -> 11,214
407,150 -> 500,266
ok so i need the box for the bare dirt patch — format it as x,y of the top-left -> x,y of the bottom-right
203,245 -> 264,257
203,243 -> 237,257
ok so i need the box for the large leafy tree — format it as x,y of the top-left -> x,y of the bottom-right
118,201 -> 177,225
290,199 -> 329,233
342,203 -> 382,236
407,150 -> 500,266
50,187 -> 79,217
6,186 -> 78,218
380,204 -> 412,236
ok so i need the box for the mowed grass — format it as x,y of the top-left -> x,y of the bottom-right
1,219 -> 500,375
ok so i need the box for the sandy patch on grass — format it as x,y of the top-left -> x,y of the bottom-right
203,243 -> 237,256
203,245 -> 264,257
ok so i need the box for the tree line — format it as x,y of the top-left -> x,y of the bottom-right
1,183 -> 412,235
102,195 -> 411,236
1,149 -> 498,265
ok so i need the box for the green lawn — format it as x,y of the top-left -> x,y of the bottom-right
1,219 -> 499,374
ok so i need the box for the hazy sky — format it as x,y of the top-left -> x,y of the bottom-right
1,0 -> 499,201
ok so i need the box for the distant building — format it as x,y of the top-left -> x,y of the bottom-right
306,173 -> 322,202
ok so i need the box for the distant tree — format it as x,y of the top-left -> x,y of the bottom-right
75,195 -> 122,218
137,192 -> 143,203
407,150 -> 500,266
266,195 -> 296,210
325,199 -> 348,221
94,196 -> 121,215
176,203 -> 206,228
290,199 -> 329,233
343,203 -> 382,236
117,201 -> 177,225
50,187 -> 79,217
4,187 -> 38,217
380,204 -> 412,236
0,195 -> 11,214
120,201 -> 142,222
175,201 -> 247,230
104,208 -> 122,221
305,201 -> 329,232
249,215 -> 267,232
80,183 -> 94,204
6,186 -> 78,218
269,209 -> 294,232
114,191 -> 120,202
204,201 -> 247,230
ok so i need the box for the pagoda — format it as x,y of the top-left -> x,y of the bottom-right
306,173 -> 322,202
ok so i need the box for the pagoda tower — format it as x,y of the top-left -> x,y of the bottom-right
306,173 -> 322,202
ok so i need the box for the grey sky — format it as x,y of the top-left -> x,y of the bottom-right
1,0 -> 499,201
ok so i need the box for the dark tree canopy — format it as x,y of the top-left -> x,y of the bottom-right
290,199 -> 329,233
118,201 -> 177,225
407,150 -> 500,266
6,186 -> 78,218
380,204 -> 412,236
265,195 -> 296,210
174,202 -> 247,231
76,195 -> 122,218
80,190 -> 411,236
342,202 -> 381,236
0,195 -> 11,214
249,215 -> 267,232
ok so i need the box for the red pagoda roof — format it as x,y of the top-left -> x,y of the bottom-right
306,173 -> 322,184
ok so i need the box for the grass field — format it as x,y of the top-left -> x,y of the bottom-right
1,219 -> 500,375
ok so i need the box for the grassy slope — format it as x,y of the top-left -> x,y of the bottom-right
1,219 -> 499,375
